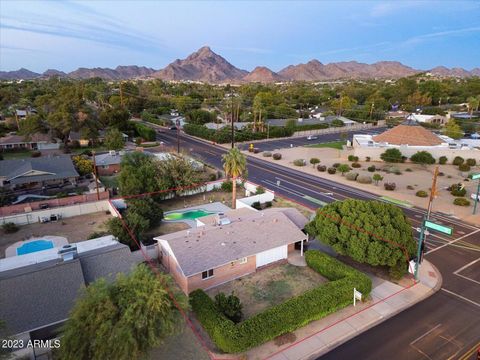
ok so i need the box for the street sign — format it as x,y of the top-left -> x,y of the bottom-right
424,220 -> 453,235
353,288 -> 362,306
472,173 -> 480,180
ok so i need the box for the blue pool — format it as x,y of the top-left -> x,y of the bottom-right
17,240 -> 54,256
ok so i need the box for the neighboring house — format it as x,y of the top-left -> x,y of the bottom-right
266,118 -> 326,127
204,122 -> 249,131
0,236 -> 137,346
155,207 -> 309,295
0,155 -> 79,189
406,113 -> 447,125
324,115 -> 357,126
94,150 -> 126,176
386,110 -> 409,119
0,133 -> 60,150
69,130 -> 128,147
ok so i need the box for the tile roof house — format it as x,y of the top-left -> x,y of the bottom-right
155,207 -> 309,294
0,236 -> 137,341
372,124 -> 444,146
406,114 -> 447,125
0,155 -> 79,189
0,133 -> 60,150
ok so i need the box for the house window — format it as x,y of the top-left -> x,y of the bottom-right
238,257 -> 247,264
202,269 -> 214,279
102,165 -> 109,169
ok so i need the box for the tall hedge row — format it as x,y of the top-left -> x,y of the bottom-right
190,250 -> 372,353
134,123 -> 156,141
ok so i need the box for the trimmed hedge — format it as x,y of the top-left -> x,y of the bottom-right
190,251 -> 371,353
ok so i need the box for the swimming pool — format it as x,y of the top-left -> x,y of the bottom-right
16,240 -> 54,256
164,209 -> 216,221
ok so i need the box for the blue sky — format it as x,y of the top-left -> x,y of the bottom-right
1,1 -> 479,72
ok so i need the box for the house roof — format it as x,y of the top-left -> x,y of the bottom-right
0,241 -> 136,335
0,133 -> 52,145
406,114 -> 445,123
155,208 -> 308,277
0,155 -> 79,185
94,151 -> 126,166
372,124 -> 444,146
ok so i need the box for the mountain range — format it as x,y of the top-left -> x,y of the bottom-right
1,46 -> 479,82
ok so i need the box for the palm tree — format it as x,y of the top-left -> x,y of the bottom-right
222,147 -> 247,209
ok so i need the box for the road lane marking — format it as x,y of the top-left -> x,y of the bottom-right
453,257 -> 480,285
302,195 -> 327,206
410,324 -> 442,345
426,229 -> 480,254
441,288 -> 480,308
458,340 -> 480,360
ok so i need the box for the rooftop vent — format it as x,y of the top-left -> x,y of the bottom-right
109,150 -> 116,156
58,244 -> 77,262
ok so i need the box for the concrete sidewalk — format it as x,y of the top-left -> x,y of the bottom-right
244,260 -> 442,360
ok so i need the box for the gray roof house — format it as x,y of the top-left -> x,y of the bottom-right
0,236 -> 138,340
0,155 -> 79,188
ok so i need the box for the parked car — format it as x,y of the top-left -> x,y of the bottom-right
306,135 -> 318,140
169,126 -> 177,130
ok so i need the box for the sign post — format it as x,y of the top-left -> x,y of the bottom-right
472,173 -> 480,215
353,288 -> 362,307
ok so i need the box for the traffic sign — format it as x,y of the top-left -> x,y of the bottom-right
472,173 -> 480,180
424,220 -> 453,235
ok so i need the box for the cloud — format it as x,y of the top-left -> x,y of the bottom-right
370,1 -> 425,17
218,46 -> 272,54
399,26 -> 480,47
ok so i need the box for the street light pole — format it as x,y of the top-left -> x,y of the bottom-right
473,177 -> 480,215
415,217 -> 426,280
176,119 -> 180,154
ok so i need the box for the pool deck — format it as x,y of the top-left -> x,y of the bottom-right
5,236 -> 68,258
162,202 -> 231,228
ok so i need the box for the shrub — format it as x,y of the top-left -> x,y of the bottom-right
346,172 -> 359,181
356,175 -> 372,184
310,158 -> 320,167
221,180 -> 233,192
367,165 -> 376,172
380,148 -> 404,163
416,190 -> 428,197
272,153 -> 282,160
453,198 -> 470,206
332,163 -> 340,168
438,172 -> 445,176
365,156 -> 371,162
439,156 -> 448,165
293,159 -> 306,166
384,182 -> 396,191
407,185 -> 415,190
190,251 -> 371,353
449,183 -> 466,197
251,201 -> 262,210
389,260 -> 407,281
466,158 -> 476,166
253,148 -> 260,154
394,170 -> 402,175
265,201 -> 272,208
351,162 -> 361,168
31,150 -> 41,158
410,151 -> 436,165
2,222 -> 19,233
452,156 -> 464,166
214,292 -> 243,324
87,231 -> 109,239
317,165 -> 327,172
348,155 -> 359,162
208,173 -> 217,181
262,152 -> 272,157
405,168 -> 413,172
459,163 -> 471,172
338,164 -> 351,175
255,186 -> 265,195
373,173 -> 384,185
327,167 -> 337,174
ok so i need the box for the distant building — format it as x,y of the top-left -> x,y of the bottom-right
69,130 -> 128,147
0,133 -> 60,151
406,113 -> 447,125
204,122 -> 249,131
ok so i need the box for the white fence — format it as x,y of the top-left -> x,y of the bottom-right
0,200 -> 112,225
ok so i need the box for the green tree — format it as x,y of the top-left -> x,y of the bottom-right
310,158 -> 320,167
410,151 -> 435,166
380,148 -> 404,163
118,152 -> 162,197
337,164 -> 351,176
156,155 -> 202,197
99,107 -> 130,130
59,265 -> 186,360
72,155 -> 94,176
19,114 -> 45,136
222,147 -> 247,209
444,119 -> 463,139
104,128 -> 125,150
214,292 -> 243,323
372,173 -> 384,185
467,96 -> 480,116
330,95 -> 357,115
305,200 -> 416,269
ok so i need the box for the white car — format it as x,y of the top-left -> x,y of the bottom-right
306,135 -> 318,140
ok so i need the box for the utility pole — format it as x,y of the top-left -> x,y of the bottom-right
427,166 -> 439,219
14,110 -> 19,130
369,102 -> 375,120
176,119 -> 180,154
92,151 -> 100,201
119,82 -> 124,108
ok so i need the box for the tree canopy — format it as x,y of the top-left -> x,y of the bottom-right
410,151 -> 436,165
380,148 -> 404,163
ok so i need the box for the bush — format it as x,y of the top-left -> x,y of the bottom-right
2,222 -> 19,233
439,156 -> 448,165
389,260 -> 407,281
134,123 -> 156,141
87,231 -> 109,239
453,197 -> 470,206
332,163 -> 340,168
367,165 -> 376,172
262,151 -> 272,157
265,201 -> 272,208
221,181 -> 233,192
405,168 -> 413,172
410,151 -> 436,165
380,148 -> 404,163
317,165 -> 327,172
416,190 -> 428,197
214,292 -> 243,324
452,156 -> 464,166
466,158 -> 476,166
459,163 -> 471,172
384,182 -> 396,191
31,150 -> 41,158
208,173 -> 217,181
190,251 -> 371,353
251,201 -> 262,210
293,159 -> 306,166
365,156 -> 371,162
255,186 -> 265,195
407,185 -> 414,190
272,153 -> 282,160
327,167 -> 337,174
356,175 -> 372,184
351,162 -> 361,168
253,148 -> 260,154
449,183 -> 466,197
346,172 -> 359,181
310,158 -> 320,167
348,155 -> 359,162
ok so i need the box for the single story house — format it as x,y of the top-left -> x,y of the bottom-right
94,150 -> 127,176
204,122 -> 249,131
406,114 -> 447,125
0,236 -> 137,355
155,207 -> 309,294
324,115 -> 357,126
0,133 -> 60,151
0,155 -> 79,189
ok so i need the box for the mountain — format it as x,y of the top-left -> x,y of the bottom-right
429,66 -> 472,78
43,69 -> 67,77
68,65 -> 155,80
0,68 -> 41,80
242,66 -> 284,83
279,60 -> 418,80
152,46 -> 248,82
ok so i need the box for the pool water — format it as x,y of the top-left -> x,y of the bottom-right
17,240 -> 54,256
164,209 -> 216,221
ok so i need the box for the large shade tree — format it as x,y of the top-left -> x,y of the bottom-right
222,147 -> 247,209
59,265 -> 186,360
305,200 -> 416,270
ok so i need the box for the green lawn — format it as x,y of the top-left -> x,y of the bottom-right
99,175 -> 119,189
1,149 -> 33,159
305,141 -> 345,150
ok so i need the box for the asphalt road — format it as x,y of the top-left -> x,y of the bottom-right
152,125 -> 480,360
236,127 -> 386,151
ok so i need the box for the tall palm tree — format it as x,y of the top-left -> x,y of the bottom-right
222,147 -> 247,209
